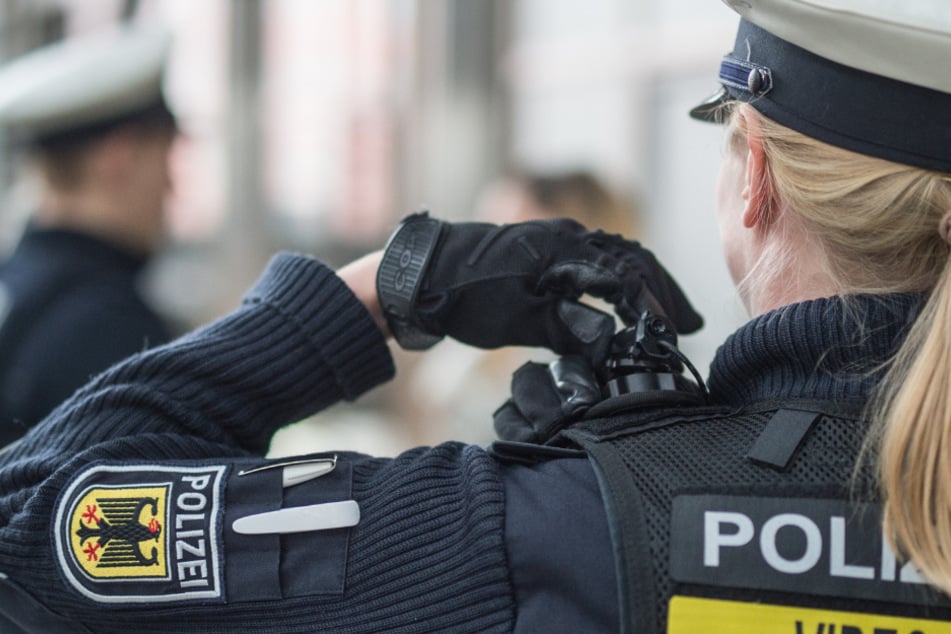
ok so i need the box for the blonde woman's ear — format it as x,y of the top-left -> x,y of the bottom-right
740,111 -> 777,230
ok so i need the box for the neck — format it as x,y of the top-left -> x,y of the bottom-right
35,186 -> 157,256
748,268 -> 839,316
742,208 -> 839,316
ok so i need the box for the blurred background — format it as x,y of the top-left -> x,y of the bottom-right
0,0 -> 746,455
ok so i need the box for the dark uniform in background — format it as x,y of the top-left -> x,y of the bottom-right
0,228 -> 167,442
0,25 -> 176,443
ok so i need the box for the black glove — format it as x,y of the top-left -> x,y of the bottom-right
377,213 -> 702,364
493,356 -> 602,444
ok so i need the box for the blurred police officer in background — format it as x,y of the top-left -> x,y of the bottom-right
0,25 -> 176,444
2,0 -> 951,632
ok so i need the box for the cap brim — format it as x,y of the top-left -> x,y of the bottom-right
688,87 -> 731,123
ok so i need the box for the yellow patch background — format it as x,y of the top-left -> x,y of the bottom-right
69,484 -> 169,579
668,596 -> 951,633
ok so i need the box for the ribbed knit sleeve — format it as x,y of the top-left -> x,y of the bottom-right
0,255 -> 519,633
36,253 -> 394,458
0,254 -> 393,572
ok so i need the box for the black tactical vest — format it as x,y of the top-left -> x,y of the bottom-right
561,398 -> 951,634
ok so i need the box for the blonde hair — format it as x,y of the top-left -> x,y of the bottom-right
728,104 -> 950,297
728,103 -> 951,593
874,256 -> 951,592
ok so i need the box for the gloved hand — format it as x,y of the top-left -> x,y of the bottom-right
493,356 -> 602,444
376,213 -> 702,364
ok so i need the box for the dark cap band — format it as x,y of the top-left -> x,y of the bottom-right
22,96 -> 177,151
691,19 -> 951,173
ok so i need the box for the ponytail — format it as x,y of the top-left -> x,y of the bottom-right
877,239 -> 951,594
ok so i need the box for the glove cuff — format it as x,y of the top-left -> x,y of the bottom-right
377,212 -> 444,350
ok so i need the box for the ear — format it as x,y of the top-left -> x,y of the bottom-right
740,112 -> 776,230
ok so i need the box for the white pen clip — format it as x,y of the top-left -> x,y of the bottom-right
232,500 -> 360,535
238,455 -> 337,488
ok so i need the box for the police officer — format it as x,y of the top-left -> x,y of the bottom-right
2,1 -> 951,632
0,25 -> 176,444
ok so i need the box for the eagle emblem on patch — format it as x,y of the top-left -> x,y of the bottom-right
53,463 -> 227,604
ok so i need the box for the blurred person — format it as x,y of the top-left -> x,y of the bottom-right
407,169 -> 640,445
3,1 -> 951,633
476,169 -> 638,234
0,25 -> 177,444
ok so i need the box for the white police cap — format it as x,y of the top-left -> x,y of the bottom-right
691,0 -> 951,172
0,24 -> 173,143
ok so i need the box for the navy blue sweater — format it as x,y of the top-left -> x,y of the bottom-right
1,251 -> 914,632
0,254 -> 616,633
0,227 -> 169,442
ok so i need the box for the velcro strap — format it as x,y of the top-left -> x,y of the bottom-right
746,409 -> 821,470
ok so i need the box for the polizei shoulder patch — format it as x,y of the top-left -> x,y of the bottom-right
53,462 -> 227,604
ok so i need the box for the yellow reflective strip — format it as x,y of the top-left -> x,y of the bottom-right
667,596 -> 951,633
